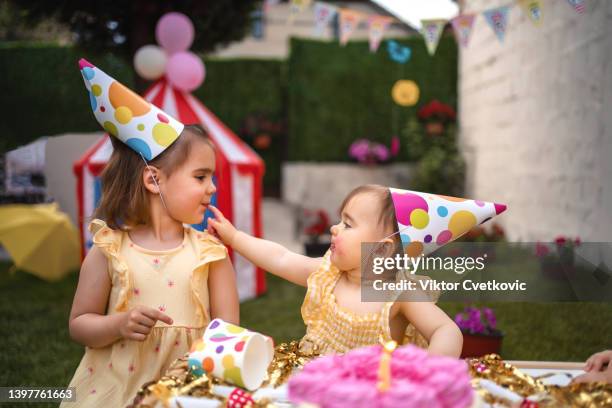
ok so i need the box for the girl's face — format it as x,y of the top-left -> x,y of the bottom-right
330,192 -> 390,271
162,140 -> 217,225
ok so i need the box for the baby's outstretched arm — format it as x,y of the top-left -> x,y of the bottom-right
207,205 -> 320,287
398,301 -> 463,358
69,246 -> 173,348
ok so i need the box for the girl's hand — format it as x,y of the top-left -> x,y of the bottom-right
116,305 -> 173,341
207,205 -> 239,246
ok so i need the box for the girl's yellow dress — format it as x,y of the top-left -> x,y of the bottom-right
299,250 -> 428,355
61,219 -> 227,407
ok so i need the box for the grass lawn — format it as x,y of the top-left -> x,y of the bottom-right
1,261 -> 611,407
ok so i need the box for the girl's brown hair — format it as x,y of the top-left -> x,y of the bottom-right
93,124 -> 213,229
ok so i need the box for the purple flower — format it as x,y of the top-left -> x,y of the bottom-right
454,306 -> 498,335
371,143 -> 390,162
483,307 -> 496,329
348,138 -> 392,164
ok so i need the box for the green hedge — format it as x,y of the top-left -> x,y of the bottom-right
287,36 -> 457,161
0,43 -> 286,152
0,43 -> 133,153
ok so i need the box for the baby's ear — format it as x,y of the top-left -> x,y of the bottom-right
142,166 -> 163,194
380,238 -> 397,257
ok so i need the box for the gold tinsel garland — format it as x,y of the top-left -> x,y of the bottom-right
129,341 -> 318,408
468,354 -> 612,407
130,344 -> 611,408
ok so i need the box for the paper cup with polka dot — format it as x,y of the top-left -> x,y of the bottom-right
78,58 -> 184,160
389,188 -> 507,258
188,319 -> 274,390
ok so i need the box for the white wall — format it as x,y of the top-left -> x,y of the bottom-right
459,0 -> 612,242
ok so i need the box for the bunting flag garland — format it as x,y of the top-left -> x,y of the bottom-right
519,0 -> 543,26
566,0 -> 585,14
450,14 -> 476,48
263,0 -> 586,51
421,19 -> 447,56
483,6 -> 510,43
313,2 -> 338,36
339,9 -> 366,46
387,40 -> 411,64
368,15 -> 394,53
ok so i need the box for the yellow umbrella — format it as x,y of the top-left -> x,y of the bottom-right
0,203 -> 80,281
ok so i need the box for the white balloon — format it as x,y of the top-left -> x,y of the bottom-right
133,45 -> 167,80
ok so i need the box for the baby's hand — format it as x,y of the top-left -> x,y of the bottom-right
584,349 -> 612,372
207,205 -> 239,246
116,305 -> 173,341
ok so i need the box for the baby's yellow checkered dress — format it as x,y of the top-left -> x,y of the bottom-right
299,250 -> 427,355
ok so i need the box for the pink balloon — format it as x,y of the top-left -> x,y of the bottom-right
156,12 -> 194,55
166,52 -> 205,92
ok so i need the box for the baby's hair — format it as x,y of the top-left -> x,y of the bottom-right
339,184 -> 400,239
93,124 -> 214,229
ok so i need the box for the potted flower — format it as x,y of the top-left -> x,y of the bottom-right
455,306 -> 503,358
535,236 -> 581,280
303,209 -> 331,257
348,137 -> 400,165
417,100 -> 456,136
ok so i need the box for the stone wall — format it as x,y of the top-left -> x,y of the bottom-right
282,162 -> 415,221
459,0 -> 612,242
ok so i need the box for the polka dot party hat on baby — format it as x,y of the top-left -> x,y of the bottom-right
78,58 -> 184,160
389,188 -> 507,257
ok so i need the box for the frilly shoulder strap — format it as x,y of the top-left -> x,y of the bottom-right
301,250 -> 338,324
87,219 -> 132,312
189,228 -> 228,264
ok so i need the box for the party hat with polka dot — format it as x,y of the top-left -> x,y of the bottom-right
78,58 -> 184,160
389,188 -> 507,257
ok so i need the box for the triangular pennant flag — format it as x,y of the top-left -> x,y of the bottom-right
78,59 -> 184,160
450,14 -> 476,48
519,0 -> 543,26
389,188 -> 507,257
288,0 -> 312,24
339,8 -> 365,46
368,15 -> 394,53
421,19 -> 447,56
483,6 -> 510,43
566,0 -> 585,14
313,2 -> 337,37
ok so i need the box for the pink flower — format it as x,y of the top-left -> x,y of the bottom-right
390,136 -> 400,156
554,236 -> 567,246
158,305 -> 166,313
535,242 -> 549,258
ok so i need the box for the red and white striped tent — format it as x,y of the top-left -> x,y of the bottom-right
74,79 -> 266,301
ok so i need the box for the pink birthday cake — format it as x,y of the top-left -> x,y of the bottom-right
288,343 -> 474,408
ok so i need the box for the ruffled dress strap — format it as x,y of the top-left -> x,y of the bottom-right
301,250 -> 340,326
88,219 -> 132,312
186,228 -> 228,326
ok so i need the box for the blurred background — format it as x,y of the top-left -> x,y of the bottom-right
0,0 -> 610,398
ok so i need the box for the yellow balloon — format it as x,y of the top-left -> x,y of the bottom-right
391,80 -> 420,107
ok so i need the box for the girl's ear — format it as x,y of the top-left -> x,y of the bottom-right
143,166 -> 163,194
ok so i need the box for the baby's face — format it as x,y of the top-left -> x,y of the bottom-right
330,192 -> 390,272
162,140 -> 216,225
